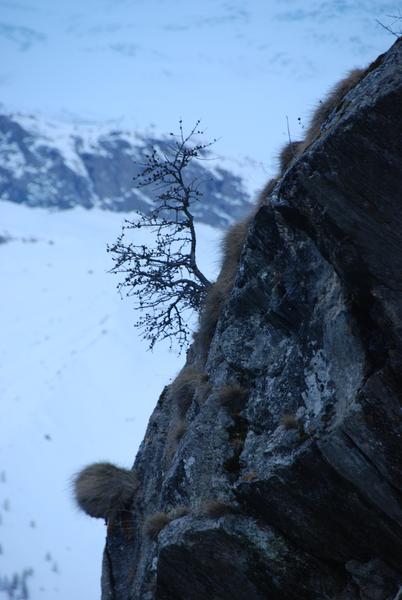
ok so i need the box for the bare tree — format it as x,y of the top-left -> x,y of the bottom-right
376,11 -> 402,37
107,121 -> 214,351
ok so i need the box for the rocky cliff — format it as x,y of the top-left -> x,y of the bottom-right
97,38 -> 402,599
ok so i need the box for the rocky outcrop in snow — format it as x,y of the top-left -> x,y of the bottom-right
97,37 -> 402,599
0,114 -> 253,228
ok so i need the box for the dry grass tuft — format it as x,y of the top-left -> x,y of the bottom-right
169,366 -> 209,416
172,419 -> 187,443
217,384 -> 248,414
170,505 -> 190,519
282,413 -> 300,430
73,462 -> 139,519
241,471 -> 257,482
144,506 -> 190,540
144,512 -> 172,540
196,220 -> 249,355
200,499 -> 238,518
278,141 -> 303,172
300,68 -> 365,153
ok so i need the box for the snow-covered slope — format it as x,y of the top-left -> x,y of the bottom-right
0,112 -> 254,228
0,0 -> 394,165
0,200 -> 221,599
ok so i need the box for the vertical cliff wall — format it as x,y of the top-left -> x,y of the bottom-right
100,38 -> 402,600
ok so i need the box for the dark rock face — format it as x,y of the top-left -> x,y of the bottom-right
0,116 -> 253,228
102,39 -> 402,599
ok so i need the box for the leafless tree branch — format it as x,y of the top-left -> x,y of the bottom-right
108,121 -> 215,351
376,13 -> 402,37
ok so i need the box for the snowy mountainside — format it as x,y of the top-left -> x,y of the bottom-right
0,112 -> 255,229
0,0 -> 393,165
0,200 -> 221,599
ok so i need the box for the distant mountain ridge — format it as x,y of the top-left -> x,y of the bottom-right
0,113 -> 255,229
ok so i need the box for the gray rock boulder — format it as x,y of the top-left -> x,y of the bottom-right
100,37 -> 402,599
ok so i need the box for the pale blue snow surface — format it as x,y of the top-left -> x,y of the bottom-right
0,200 -> 220,599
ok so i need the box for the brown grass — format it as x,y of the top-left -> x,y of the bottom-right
170,505 -> 190,519
200,500 -> 238,518
241,471 -> 257,482
281,413 -> 300,430
196,219 -> 250,356
255,177 -> 278,207
278,141 -> 303,172
73,462 -> 139,519
172,419 -> 187,443
144,511 -> 172,540
300,68 -> 365,153
217,383 -> 248,415
169,366 -> 208,416
144,506 -> 190,540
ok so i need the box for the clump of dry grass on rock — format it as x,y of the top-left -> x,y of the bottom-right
217,383 -> 248,415
73,462 -> 138,519
200,499 -> 239,518
169,366 -> 209,416
144,506 -> 190,540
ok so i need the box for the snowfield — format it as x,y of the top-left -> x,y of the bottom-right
0,201 -> 221,599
